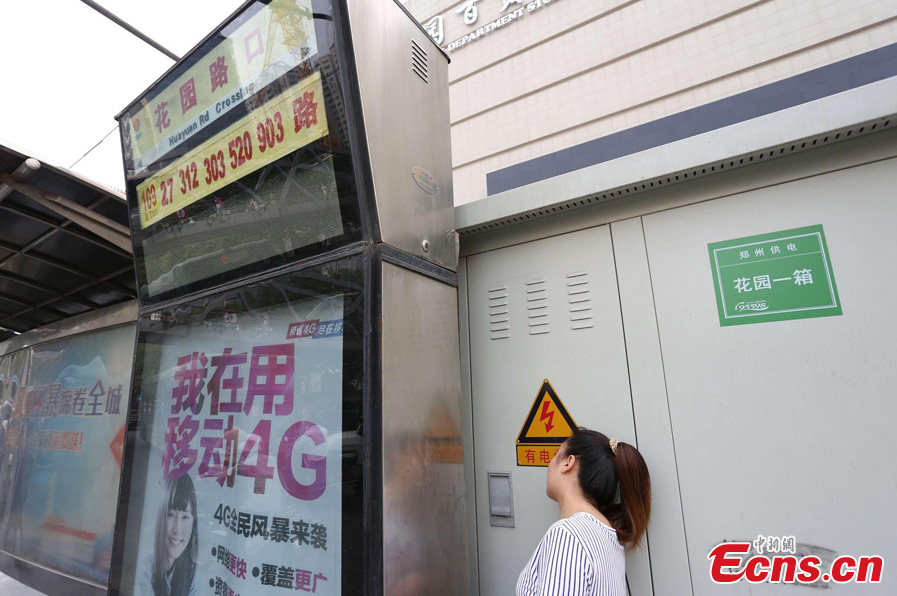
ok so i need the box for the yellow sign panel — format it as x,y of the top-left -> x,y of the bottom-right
136,72 -> 327,229
124,0 -> 316,173
516,444 -> 561,467
516,379 -> 578,467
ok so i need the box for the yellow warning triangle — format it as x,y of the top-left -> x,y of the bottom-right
516,380 -> 578,443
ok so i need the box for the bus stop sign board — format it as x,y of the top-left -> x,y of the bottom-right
708,224 -> 842,326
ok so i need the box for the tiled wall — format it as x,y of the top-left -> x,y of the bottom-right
400,0 -> 897,205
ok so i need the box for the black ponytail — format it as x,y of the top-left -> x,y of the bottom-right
562,427 -> 651,551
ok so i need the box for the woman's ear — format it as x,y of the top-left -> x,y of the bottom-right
561,453 -> 576,474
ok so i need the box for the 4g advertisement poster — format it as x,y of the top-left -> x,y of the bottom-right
113,264 -> 364,596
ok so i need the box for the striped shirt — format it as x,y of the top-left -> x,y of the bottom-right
516,512 -> 626,596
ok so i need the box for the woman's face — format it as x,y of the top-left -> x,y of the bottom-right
545,442 -> 568,501
165,507 -> 193,564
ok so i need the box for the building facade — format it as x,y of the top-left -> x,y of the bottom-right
400,1 -> 897,595
403,0 -> 897,206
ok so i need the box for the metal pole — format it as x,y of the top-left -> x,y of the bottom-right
79,0 -> 180,61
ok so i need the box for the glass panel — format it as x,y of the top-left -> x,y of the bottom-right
0,325 -> 137,585
111,257 -> 364,596
120,0 -> 362,304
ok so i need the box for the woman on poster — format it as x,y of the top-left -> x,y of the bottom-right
137,474 -> 199,596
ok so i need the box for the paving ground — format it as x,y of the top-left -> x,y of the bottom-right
0,572 -> 45,595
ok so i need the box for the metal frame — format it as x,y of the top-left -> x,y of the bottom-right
0,301 -> 137,358
380,244 -> 458,287
341,0 -> 456,270
367,245 -> 460,596
365,246 -> 383,596
375,246 -> 468,594
332,0 -> 379,247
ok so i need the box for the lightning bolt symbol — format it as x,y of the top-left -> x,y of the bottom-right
540,400 -> 555,432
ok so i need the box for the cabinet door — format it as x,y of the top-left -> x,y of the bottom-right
642,157 -> 897,595
466,225 -> 646,596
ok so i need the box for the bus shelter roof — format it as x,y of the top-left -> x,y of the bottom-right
0,141 -> 135,342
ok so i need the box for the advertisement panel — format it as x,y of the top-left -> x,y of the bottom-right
120,0 -> 363,304
0,325 -> 136,584
113,261 -> 364,596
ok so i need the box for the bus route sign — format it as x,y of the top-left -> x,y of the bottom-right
708,225 -> 842,326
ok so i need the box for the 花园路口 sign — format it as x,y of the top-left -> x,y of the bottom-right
708,225 -> 842,326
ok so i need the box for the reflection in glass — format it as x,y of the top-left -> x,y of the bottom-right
120,0 -> 362,304
0,326 -> 136,585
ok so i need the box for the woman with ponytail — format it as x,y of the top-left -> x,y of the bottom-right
516,427 -> 651,596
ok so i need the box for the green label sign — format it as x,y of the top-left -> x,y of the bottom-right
708,225 -> 841,326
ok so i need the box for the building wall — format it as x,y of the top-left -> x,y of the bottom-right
401,0 -> 897,205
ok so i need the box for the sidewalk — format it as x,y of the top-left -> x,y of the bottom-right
0,572 -> 45,595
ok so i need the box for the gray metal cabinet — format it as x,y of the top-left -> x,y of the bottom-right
461,152 -> 897,595
464,226 -> 648,596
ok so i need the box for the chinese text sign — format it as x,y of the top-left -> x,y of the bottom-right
708,225 -> 842,326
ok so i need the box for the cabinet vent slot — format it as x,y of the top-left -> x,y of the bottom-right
489,286 -> 510,340
567,272 -> 593,330
411,39 -> 429,83
526,279 -> 549,335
